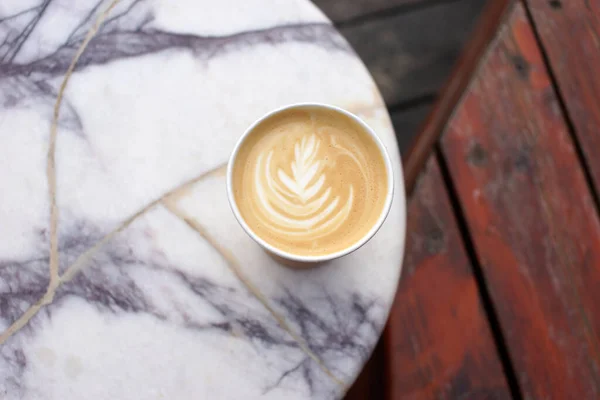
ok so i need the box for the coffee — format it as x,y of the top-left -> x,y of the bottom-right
231,106 -> 388,257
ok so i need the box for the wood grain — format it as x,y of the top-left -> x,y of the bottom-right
524,0 -> 600,194
441,4 -> 600,398
339,0 -> 487,107
386,156 -> 511,400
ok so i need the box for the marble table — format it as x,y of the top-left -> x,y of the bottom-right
0,0 -> 406,399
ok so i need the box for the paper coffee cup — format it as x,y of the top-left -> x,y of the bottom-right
226,103 -> 394,267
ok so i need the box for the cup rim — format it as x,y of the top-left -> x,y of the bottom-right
226,102 -> 395,263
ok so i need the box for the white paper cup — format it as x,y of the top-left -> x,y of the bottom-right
226,103 -> 394,268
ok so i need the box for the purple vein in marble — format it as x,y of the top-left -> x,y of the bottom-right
0,1 -> 390,399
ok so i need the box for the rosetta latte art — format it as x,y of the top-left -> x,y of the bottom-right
254,134 -> 356,239
232,108 -> 388,256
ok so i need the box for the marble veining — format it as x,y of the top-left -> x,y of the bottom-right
0,0 -> 406,399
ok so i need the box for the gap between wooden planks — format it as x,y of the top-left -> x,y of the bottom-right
439,3 -> 600,398
386,156 -> 512,399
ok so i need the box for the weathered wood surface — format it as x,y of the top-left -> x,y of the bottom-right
339,0 -> 487,107
440,3 -> 600,399
525,0 -> 600,195
386,156 -> 511,399
402,0 -> 514,194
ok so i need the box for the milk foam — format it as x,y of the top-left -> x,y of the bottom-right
232,107 -> 388,257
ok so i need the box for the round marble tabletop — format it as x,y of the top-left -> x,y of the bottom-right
0,0 -> 406,399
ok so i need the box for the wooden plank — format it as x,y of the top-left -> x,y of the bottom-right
312,0 -> 447,24
390,102 -> 433,156
402,0 -> 515,195
385,156 -> 511,400
440,3 -> 600,398
524,0 -> 600,197
339,0 -> 487,107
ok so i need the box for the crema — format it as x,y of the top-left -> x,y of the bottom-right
232,107 -> 388,256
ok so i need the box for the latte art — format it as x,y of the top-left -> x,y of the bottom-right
232,107 -> 389,257
255,134 -> 355,238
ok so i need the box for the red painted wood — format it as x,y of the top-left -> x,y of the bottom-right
403,0 -> 514,194
386,157 -> 510,399
441,3 -> 600,398
525,0 -> 600,193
